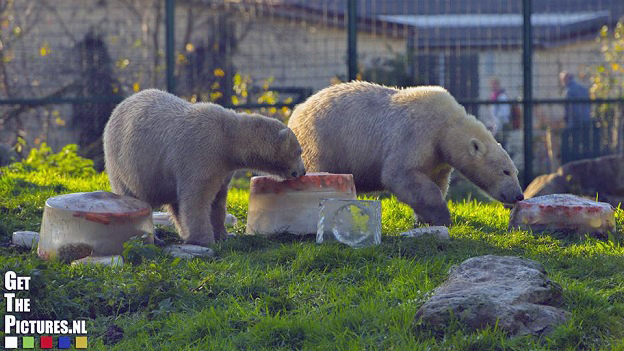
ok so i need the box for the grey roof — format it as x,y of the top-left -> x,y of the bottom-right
283,0 -> 622,17
261,0 -> 624,48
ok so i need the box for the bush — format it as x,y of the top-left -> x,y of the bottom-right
7,143 -> 96,178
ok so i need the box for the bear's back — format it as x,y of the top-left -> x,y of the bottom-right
289,82 -> 462,190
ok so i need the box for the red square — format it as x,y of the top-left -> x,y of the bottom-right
40,336 -> 53,349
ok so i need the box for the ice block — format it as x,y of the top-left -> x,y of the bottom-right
317,199 -> 382,248
246,173 -> 357,235
38,191 -> 153,260
509,194 -> 615,238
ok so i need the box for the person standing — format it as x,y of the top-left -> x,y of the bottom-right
488,77 -> 512,142
559,71 -> 591,129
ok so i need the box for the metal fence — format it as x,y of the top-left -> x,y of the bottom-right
1,0 -> 623,183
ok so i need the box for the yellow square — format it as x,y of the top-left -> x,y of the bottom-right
75,336 -> 88,349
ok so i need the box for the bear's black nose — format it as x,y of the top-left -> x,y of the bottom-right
516,193 -> 525,202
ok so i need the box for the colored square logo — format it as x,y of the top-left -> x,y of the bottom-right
22,336 -> 35,349
58,336 -> 71,349
4,336 -> 18,349
40,336 -> 53,349
75,336 -> 88,349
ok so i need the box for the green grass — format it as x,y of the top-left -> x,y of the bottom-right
1,146 -> 624,350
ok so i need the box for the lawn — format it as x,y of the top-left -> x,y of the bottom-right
1,145 -> 623,350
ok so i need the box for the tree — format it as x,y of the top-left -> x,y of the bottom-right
72,31 -> 121,171
590,17 -> 624,152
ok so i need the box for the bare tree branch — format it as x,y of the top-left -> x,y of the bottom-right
40,0 -> 77,44
181,6 -> 194,53
152,1 -> 162,87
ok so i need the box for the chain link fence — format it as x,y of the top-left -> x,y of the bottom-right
1,0 -> 623,181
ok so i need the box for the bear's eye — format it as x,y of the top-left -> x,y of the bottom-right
503,170 -> 511,176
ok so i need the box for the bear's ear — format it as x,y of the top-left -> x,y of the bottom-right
278,128 -> 290,146
469,138 -> 486,157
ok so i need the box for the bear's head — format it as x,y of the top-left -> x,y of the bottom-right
273,127 -> 307,180
446,117 -> 524,205
463,137 -> 524,204
240,115 -> 306,181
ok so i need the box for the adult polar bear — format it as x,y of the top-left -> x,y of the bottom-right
288,81 -> 524,226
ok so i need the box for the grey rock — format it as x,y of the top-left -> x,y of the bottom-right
524,154 -> 624,207
12,231 -> 40,248
152,211 -> 173,226
400,226 -> 450,240
164,244 -> 215,259
71,255 -> 124,267
153,212 -> 237,227
414,255 -> 570,336
524,173 -> 567,199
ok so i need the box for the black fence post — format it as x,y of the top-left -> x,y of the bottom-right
347,0 -> 358,81
166,0 -> 176,94
522,0 -> 533,187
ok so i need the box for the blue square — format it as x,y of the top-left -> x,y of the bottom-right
58,337 -> 71,349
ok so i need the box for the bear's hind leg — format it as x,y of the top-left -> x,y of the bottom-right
177,180 -> 221,246
210,172 -> 234,241
382,167 -> 451,226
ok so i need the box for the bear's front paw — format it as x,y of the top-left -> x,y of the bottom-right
417,208 -> 451,227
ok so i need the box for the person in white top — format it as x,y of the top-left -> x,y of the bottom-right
487,77 -> 511,140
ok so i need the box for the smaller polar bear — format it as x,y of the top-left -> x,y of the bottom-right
288,81 -> 524,226
104,89 -> 306,245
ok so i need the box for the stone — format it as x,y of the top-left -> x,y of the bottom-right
71,255 -> 124,267
152,211 -> 173,226
225,213 -> 238,227
509,194 -> 615,239
316,199 -> 382,248
12,231 -> 40,248
164,244 -> 215,259
524,173 -> 567,199
400,226 -> 450,240
153,212 -> 237,227
414,255 -> 570,336
524,154 -> 624,207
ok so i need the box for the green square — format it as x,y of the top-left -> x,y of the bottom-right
22,337 -> 35,349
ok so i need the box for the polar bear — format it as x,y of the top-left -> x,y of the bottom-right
104,89 -> 306,245
288,81 -> 523,226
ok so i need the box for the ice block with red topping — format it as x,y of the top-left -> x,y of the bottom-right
509,194 -> 615,238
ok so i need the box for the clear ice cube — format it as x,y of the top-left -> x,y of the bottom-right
317,199 -> 382,248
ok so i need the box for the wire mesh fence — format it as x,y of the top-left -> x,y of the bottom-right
0,0 -> 623,181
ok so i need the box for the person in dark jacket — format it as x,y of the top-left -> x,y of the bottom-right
559,71 -> 591,128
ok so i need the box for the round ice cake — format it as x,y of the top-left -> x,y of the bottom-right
38,191 -> 153,261
246,173 -> 357,235
508,194 -> 615,238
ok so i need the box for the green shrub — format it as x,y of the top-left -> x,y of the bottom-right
7,143 -> 96,178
